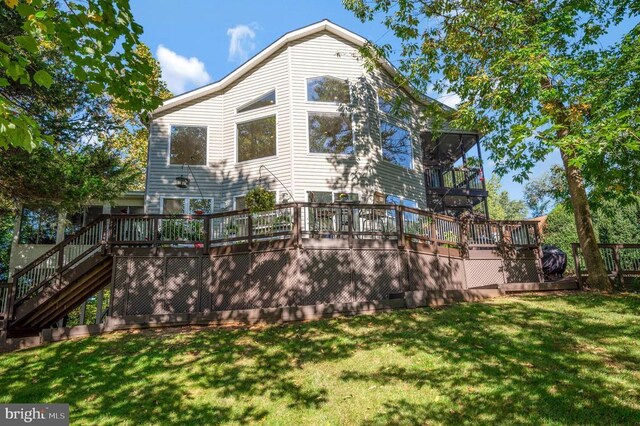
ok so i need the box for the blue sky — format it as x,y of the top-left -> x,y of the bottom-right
130,0 -> 631,207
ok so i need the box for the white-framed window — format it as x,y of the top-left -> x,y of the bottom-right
380,121 -> 413,169
308,112 -> 354,155
377,90 -> 394,114
168,125 -> 208,165
385,194 -> 418,223
385,194 -> 417,208
236,115 -> 277,163
161,197 -> 214,214
237,89 -> 276,113
306,76 -> 351,103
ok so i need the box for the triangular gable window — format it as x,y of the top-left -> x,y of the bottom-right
237,90 -> 276,113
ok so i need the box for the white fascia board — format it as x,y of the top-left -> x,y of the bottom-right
153,19 -> 449,115
154,20 -> 368,114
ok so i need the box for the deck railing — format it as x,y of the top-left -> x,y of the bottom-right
425,167 -> 484,190
0,282 -> 8,319
572,243 -> 640,287
5,203 -> 541,324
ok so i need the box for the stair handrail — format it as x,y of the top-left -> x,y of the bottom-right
10,215 -> 110,308
12,214 -> 109,282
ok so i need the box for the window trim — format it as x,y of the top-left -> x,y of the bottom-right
234,113 -> 279,164
376,90 -> 394,115
306,111 -> 356,157
236,88 -> 277,114
160,197 -> 215,214
385,194 -> 418,208
305,75 -> 352,105
166,124 -> 209,167
378,119 -> 414,170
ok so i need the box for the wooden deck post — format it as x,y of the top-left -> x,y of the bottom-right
430,215 -> 437,246
348,206 -> 354,249
151,217 -> 159,255
612,244 -> 623,288
248,214 -> 254,252
397,205 -> 405,249
95,289 -> 103,324
203,215 -> 210,253
572,243 -> 582,289
294,204 -> 302,248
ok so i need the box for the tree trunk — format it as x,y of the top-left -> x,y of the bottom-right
559,145 -> 612,292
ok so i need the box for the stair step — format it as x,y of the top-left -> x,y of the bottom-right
10,257 -> 113,331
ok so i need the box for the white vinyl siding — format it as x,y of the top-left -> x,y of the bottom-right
146,30 -> 427,213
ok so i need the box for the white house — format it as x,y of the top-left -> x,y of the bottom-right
145,19 -> 488,216
7,20 -> 488,276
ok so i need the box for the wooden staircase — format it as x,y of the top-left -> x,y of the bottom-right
2,216 -> 112,338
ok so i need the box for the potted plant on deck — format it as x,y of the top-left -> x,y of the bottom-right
246,186 -> 277,235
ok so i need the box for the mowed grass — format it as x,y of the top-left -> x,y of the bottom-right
1,293 -> 640,425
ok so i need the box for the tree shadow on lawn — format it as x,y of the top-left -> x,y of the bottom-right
0,293 -> 638,425
344,293 -> 640,425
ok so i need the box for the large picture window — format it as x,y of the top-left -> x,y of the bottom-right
380,121 -> 412,169
308,112 -> 353,155
169,125 -> 207,165
237,116 -> 277,162
307,76 -> 350,103
19,207 -> 58,244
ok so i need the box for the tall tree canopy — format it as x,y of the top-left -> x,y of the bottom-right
0,5 -> 170,214
524,165 -> 568,217
344,0 -> 640,291
479,175 -> 528,221
105,44 -> 172,190
1,0 -> 162,151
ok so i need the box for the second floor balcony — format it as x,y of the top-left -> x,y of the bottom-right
425,167 -> 485,191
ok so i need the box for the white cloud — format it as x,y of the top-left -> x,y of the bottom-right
227,24 -> 258,63
156,45 -> 211,94
427,83 -> 461,108
436,92 -> 462,108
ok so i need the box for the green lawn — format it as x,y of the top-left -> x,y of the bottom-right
1,293 -> 640,425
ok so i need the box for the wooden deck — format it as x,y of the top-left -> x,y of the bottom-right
1,203 -> 550,351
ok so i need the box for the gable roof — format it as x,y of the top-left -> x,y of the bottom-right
154,19 -> 432,115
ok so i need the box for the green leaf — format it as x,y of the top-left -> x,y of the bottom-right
15,35 -> 38,53
33,69 -> 53,88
